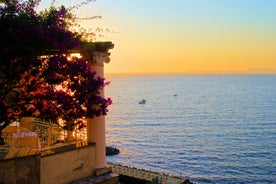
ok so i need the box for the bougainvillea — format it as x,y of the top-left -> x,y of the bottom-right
0,0 -> 112,132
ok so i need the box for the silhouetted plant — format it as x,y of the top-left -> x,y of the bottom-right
0,0 -> 112,133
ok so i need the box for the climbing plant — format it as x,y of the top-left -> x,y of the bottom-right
0,0 -> 112,133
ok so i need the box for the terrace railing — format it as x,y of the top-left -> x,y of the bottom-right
2,119 -> 87,151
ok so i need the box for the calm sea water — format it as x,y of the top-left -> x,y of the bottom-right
105,74 -> 276,184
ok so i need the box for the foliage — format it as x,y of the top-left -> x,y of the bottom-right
0,0 -> 112,131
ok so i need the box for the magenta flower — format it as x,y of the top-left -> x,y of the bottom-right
0,0 -> 112,132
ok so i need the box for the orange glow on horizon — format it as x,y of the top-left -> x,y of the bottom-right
67,0 -> 276,75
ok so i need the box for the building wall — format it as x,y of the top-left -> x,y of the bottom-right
40,144 -> 96,184
0,143 -> 96,184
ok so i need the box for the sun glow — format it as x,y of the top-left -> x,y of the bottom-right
39,0 -> 276,74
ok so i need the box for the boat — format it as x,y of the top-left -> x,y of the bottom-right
139,99 -> 146,104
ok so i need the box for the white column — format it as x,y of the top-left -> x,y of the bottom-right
86,51 -> 111,169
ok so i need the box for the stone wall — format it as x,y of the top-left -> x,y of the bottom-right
0,143 -> 96,184
0,155 -> 40,184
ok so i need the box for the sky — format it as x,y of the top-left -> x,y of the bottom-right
39,0 -> 276,74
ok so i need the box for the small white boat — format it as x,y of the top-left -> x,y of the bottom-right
139,99 -> 146,104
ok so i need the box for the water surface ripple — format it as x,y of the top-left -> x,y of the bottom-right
105,75 -> 276,184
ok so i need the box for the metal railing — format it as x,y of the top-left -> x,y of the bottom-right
3,126 -> 39,150
2,119 -> 87,151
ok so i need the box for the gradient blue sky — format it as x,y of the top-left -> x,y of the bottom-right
39,0 -> 276,74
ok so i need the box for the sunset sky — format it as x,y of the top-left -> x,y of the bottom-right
39,0 -> 276,74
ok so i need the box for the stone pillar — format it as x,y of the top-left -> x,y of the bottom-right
84,43 -> 113,170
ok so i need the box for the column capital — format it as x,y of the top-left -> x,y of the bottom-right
84,51 -> 111,66
79,42 -> 114,66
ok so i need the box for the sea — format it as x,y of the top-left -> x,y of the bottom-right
104,74 -> 276,184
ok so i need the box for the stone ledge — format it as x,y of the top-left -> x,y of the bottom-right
95,165 -> 113,176
109,163 -> 194,184
71,172 -> 119,184
40,142 -> 95,157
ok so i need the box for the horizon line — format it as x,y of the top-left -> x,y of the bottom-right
105,72 -> 276,76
